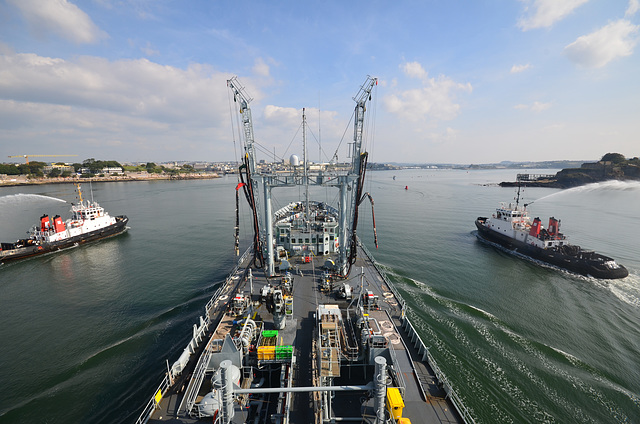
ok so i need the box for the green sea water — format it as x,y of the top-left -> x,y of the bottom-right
0,170 -> 638,423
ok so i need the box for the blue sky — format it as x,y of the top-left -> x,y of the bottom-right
0,0 -> 638,165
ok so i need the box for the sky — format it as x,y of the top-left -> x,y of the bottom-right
0,0 -> 638,165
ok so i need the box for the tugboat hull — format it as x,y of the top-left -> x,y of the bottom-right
475,218 -> 628,279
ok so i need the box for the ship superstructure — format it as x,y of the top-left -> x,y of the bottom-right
136,77 -> 473,424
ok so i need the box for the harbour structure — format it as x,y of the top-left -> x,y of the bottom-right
135,77 -> 473,424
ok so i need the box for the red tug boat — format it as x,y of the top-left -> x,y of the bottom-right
475,192 -> 628,279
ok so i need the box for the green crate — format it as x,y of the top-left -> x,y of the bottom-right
275,345 -> 293,359
262,330 -> 278,338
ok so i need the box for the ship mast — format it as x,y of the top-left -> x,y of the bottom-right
303,108 -> 310,224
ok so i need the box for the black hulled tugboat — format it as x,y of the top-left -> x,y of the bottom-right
1,184 -> 128,263
475,188 -> 628,279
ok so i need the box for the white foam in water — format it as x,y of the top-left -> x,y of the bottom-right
393,272 -> 634,421
467,304 -> 499,321
0,193 -> 67,204
608,273 -> 640,308
533,180 -> 640,204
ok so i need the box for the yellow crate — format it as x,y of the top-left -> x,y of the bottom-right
257,346 -> 275,360
386,387 -> 404,420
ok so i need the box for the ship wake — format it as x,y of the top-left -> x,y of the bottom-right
381,269 -> 638,423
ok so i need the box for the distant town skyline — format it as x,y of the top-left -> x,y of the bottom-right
1,0 -> 638,165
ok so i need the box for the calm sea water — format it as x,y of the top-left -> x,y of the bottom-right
0,170 -> 638,423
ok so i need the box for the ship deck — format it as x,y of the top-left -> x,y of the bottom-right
144,245 -> 464,424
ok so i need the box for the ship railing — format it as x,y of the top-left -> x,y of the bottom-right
340,318 -> 360,361
402,315 -> 476,424
205,244 -> 253,317
357,241 -> 406,312
385,333 -> 407,396
359,240 -> 475,423
180,338 -> 219,417
135,245 -> 253,424
134,372 -> 172,424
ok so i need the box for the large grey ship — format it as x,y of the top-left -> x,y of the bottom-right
135,77 -> 474,424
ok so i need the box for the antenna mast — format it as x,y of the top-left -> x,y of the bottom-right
303,108 -> 310,223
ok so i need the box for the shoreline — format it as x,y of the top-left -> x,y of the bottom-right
0,173 -> 221,188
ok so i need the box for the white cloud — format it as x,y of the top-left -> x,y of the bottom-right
564,20 -> 639,68
141,42 -> 159,57
626,0 -> 640,17
531,101 -> 552,112
252,58 -> 271,77
0,53 -> 234,122
518,0 -> 588,31
514,101 -> 552,112
384,62 -> 472,123
428,127 -> 458,145
510,64 -> 532,73
7,0 -> 107,44
263,105 -> 299,125
0,51 -> 241,161
402,61 -> 428,79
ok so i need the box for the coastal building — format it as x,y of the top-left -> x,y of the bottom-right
43,164 -> 74,174
101,167 -> 123,174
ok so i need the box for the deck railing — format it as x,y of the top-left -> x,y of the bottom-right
359,240 -> 476,424
358,241 -> 405,311
180,339 -> 218,417
134,373 -> 172,424
135,245 -> 253,424
402,315 -> 477,424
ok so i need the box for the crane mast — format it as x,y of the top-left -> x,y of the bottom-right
228,77 -> 264,268
227,76 -> 377,277
341,76 -> 377,276
350,76 -> 377,175
227,77 -> 257,175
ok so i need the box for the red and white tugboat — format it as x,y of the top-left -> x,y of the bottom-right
475,188 -> 628,279
1,184 -> 128,263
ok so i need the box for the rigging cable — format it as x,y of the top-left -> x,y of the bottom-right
234,182 -> 245,256
238,155 -> 265,268
360,192 -> 378,249
331,109 -> 356,162
342,152 -> 369,277
229,86 -> 243,256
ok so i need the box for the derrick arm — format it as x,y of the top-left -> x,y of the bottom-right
341,76 -> 377,276
228,77 -> 264,267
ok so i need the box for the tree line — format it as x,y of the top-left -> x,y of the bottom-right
1,158 -> 198,178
